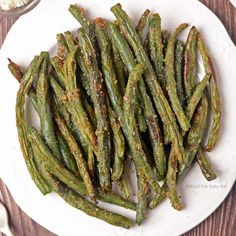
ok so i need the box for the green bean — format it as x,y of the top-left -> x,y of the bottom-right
185,74 -> 211,121
111,4 -> 185,164
97,190 -> 136,211
175,40 -> 185,107
57,132 -> 79,175
32,145 -> 133,228
70,115 -> 90,155
26,127 -> 136,211
50,178 -> 134,228
136,169 -> 149,225
64,33 -> 92,98
49,76 -> 71,127
136,9 -> 150,39
53,106 -> 95,200
51,56 -> 65,88
15,55 -> 51,195
166,148 -> 184,210
124,64 -> 161,193
165,23 -> 190,131
56,33 -> 69,61
69,4 -> 90,27
64,31 -> 77,51
148,13 -> 165,86
197,32 -> 221,152
197,149 -> 217,181
77,30 -> 111,191
109,108 -> 125,181
109,22 -> 166,176
36,52 -> 62,160
8,58 -> 23,82
68,4 -> 99,60
160,29 -> 171,144
178,96 -> 209,180
8,59 -> 39,110
184,26 -> 198,101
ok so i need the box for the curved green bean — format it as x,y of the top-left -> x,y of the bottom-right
185,74 -> 211,121
53,106 -> 95,200
57,132 -> 79,175
183,26 -> 198,101
148,13 -> 165,86
36,52 -> 62,160
15,55 -> 51,195
165,23 -> 190,131
175,40 -> 185,107
197,32 -> 221,152
179,96 -> 209,179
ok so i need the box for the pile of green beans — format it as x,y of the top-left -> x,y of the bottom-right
9,3 -> 221,228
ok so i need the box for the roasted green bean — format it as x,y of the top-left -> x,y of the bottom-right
36,52 -> 62,160
165,23 -> 190,131
53,106 -> 95,200
183,26 -> 198,101
185,74 -> 211,121
15,55 -> 51,195
148,13 -> 165,86
197,149 -> 217,181
174,40 -> 185,107
197,32 -> 221,152
136,169 -> 149,225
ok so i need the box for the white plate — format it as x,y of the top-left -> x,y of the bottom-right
0,0 -> 236,235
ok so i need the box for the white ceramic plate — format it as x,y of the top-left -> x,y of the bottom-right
0,0 -> 236,235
